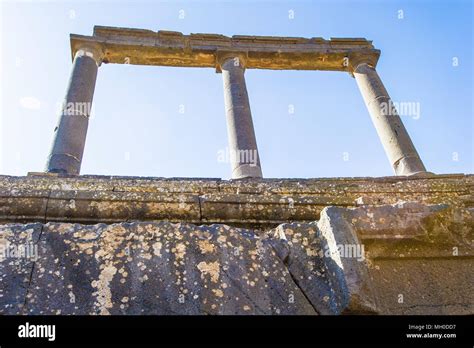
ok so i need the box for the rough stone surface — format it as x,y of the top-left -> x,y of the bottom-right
1,222 -> 323,315
321,203 -> 474,314
1,200 -> 472,315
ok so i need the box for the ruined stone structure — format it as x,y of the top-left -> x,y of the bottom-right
1,27 -> 472,315
47,26 -> 427,178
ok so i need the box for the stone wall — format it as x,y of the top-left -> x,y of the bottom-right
0,174 -> 472,314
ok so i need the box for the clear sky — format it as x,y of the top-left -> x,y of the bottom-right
0,0 -> 472,179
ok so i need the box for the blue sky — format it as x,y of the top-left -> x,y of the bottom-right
1,0 -> 472,178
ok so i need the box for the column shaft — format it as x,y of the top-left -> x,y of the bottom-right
354,63 -> 427,175
46,49 -> 99,175
221,58 -> 262,179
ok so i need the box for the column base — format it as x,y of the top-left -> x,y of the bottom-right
231,164 -> 263,179
406,171 -> 436,178
393,155 -> 428,176
46,154 -> 81,176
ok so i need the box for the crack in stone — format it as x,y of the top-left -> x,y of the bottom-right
21,224 -> 45,314
219,267 -> 267,315
279,252 -> 322,315
267,235 -> 322,315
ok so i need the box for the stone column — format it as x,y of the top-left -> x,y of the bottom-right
219,55 -> 263,179
46,46 -> 102,175
353,62 -> 427,176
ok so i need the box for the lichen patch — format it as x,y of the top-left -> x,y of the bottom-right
197,261 -> 220,283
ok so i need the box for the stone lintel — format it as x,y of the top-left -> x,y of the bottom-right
69,26 -> 380,72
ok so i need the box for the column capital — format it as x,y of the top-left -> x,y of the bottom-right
346,52 -> 379,76
72,44 -> 104,67
215,51 -> 248,73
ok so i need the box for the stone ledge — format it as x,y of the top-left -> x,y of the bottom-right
0,175 -> 471,225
